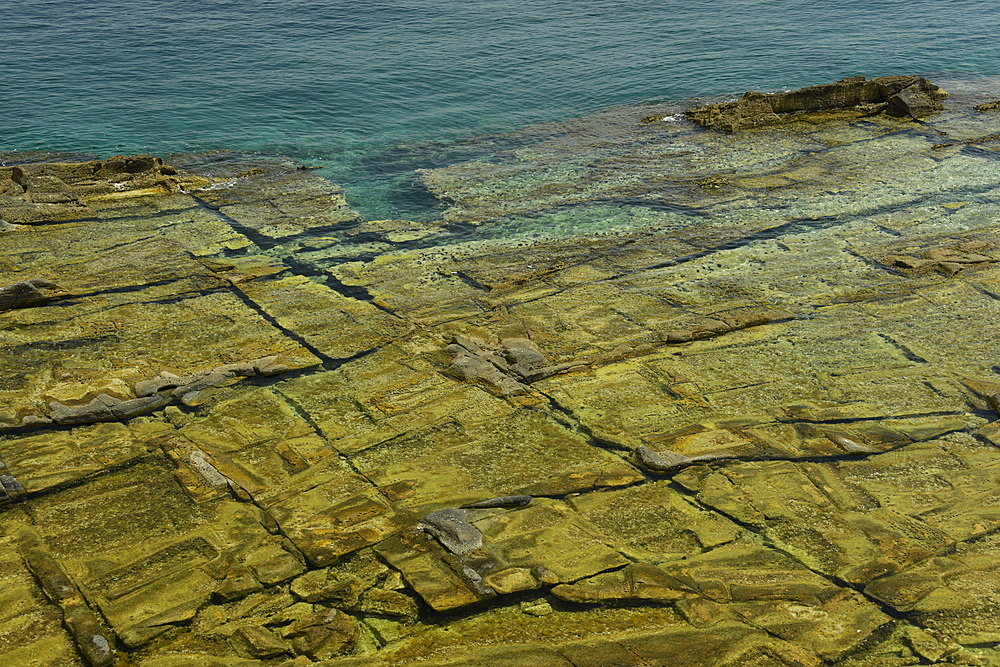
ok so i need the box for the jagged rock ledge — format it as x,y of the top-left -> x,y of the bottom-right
683,75 -> 948,131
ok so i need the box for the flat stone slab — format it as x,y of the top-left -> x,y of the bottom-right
569,480 -> 743,562
177,152 -> 362,239
352,409 -> 644,511
0,422 -> 150,494
673,434 -> 1000,587
865,532 -> 1000,645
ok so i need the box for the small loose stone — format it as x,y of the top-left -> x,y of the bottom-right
420,508 -> 484,555
826,432 -> 878,454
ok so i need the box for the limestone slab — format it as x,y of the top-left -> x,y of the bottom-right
0,422 -> 150,493
569,481 -> 742,562
676,457 -> 958,585
268,485 -> 407,568
352,409 -> 644,512
236,275 -> 409,361
276,352 -> 515,455
864,533 -> 1000,648
191,158 -> 362,239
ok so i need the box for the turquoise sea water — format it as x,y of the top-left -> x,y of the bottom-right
2,0 -> 998,220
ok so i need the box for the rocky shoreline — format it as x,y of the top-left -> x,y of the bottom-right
3,77 -> 1000,665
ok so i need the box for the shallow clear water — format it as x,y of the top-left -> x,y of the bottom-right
2,0 -> 998,219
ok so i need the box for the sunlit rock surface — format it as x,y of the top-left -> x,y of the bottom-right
2,77 -> 1000,664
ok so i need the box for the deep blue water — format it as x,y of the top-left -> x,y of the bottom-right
2,0 -> 998,219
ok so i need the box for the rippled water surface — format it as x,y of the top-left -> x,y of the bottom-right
2,0 -> 998,218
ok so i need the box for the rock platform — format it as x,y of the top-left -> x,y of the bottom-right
3,77 -> 1000,665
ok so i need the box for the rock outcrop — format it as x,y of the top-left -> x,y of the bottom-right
685,75 -> 948,131
0,154 -> 211,223
885,243 -> 997,276
445,335 -> 584,396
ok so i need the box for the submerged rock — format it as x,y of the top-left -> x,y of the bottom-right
686,75 -> 948,131
47,394 -> 121,425
0,278 -> 67,311
229,625 -> 290,659
282,608 -> 358,660
962,378 -> 1000,414
445,309 -> 790,397
552,561 -> 692,605
32,355 -> 307,427
931,132 -> 1000,151
635,445 -> 735,473
18,531 -> 117,666
0,475 -> 26,504
886,246 -> 997,275
636,446 -> 698,472
420,508 -> 484,555
447,341 -> 531,397
823,431 -> 880,454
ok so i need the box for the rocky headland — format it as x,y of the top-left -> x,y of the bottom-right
2,76 -> 1000,665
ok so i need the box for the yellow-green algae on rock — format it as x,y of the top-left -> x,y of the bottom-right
3,78 -> 1000,665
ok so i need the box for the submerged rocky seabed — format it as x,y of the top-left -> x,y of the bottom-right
3,76 -> 1000,666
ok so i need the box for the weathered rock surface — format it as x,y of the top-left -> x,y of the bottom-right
17,529 -> 117,666
686,75 -> 948,131
2,84 -> 1000,664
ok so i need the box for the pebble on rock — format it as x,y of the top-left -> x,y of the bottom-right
419,508 -> 484,555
